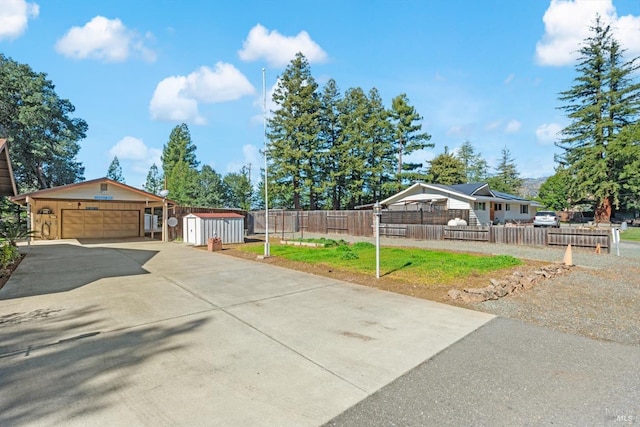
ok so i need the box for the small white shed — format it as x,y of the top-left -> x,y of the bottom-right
183,213 -> 245,245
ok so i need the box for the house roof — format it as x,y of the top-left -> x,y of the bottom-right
187,213 -> 244,219
0,139 -> 17,197
10,177 -> 174,205
381,182 -> 537,206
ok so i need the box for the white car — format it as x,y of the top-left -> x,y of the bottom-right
533,211 -> 560,228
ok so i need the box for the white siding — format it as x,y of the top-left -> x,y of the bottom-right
183,215 -> 244,245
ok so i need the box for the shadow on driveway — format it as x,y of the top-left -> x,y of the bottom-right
0,305 -> 208,426
1,243 -> 159,300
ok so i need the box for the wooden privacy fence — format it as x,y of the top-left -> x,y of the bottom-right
248,210 -> 611,251
249,210 -> 373,236
379,224 -> 610,251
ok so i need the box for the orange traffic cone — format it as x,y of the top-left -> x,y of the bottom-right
594,243 -> 601,254
563,244 -> 573,266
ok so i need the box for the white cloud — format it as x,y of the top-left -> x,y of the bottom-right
536,122 -> 563,144
109,136 -> 162,175
485,120 -> 502,131
55,16 -> 156,62
184,63 -> 255,103
504,119 -> 521,133
0,0 -> 39,40
536,0 -> 640,66
504,73 -> 515,85
238,24 -> 328,67
150,62 -> 255,125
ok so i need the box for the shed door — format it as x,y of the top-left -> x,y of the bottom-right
187,217 -> 197,244
62,210 -> 140,239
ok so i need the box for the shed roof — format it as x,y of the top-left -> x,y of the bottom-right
188,213 -> 244,219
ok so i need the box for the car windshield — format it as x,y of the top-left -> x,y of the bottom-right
536,211 -> 555,216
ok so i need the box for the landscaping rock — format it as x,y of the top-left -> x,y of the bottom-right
449,264 -> 574,303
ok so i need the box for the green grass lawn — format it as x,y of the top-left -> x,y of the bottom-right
620,227 -> 640,242
242,240 -> 521,285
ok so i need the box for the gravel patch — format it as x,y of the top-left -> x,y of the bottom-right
296,232 -> 640,346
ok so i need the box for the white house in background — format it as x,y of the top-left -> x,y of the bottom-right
380,182 -> 542,225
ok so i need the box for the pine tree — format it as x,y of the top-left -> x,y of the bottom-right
318,79 -> 345,209
161,123 -> 200,205
194,165 -> 225,207
144,163 -> 164,194
456,140 -> 488,183
427,147 -> 466,185
364,88 -> 396,202
389,94 -> 433,189
556,16 -> 640,222
267,53 -> 321,209
106,156 -> 125,183
486,147 -> 523,194
337,87 -> 369,208
161,123 -> 199,178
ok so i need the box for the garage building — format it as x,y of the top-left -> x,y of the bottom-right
11,177 -> 173,241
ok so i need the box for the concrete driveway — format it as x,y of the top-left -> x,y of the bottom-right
0,240 -> 492,426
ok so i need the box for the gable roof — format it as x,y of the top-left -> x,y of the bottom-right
0,139 -> 17,197
381,182 -> 537,206
11,177 -> 172,205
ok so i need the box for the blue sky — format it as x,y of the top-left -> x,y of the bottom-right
1,0 -> 639,189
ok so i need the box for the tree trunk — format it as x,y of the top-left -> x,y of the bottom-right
595,196 -> 613,223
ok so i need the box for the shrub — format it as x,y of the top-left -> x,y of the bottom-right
335,245 -> 351,252
0,243 -> 19,269
352,242 -> 375,250
340,250 -> 359,260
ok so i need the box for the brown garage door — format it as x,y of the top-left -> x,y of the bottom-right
62,210 -> 140,239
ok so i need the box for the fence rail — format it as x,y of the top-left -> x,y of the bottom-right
248,210 -> 611,251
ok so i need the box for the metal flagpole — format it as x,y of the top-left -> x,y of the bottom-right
263,68 -> 270,257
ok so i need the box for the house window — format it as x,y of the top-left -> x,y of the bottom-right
494,203 -> 503,211
100,183 -> 108,192
506,204 -> 511,211
520,205 -> 529,214
474,202 -> 486,210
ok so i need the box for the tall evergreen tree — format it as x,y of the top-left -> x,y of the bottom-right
364,88 -> 396,202
167,159 -> 199,205
267,53 -> 321,209
161,123 -> 199,178
456,140 -> 488,183
389,94 -> 433,189
144,163 -> 164,194
106,156 -> 125,183
161,123 -> 200,205
318,79 -> 345,209
486,147 -> 523,194
0,54 -> 87,190
337,87 -> 369,208
427,147 -> 466,185
556,16 -> 640,222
